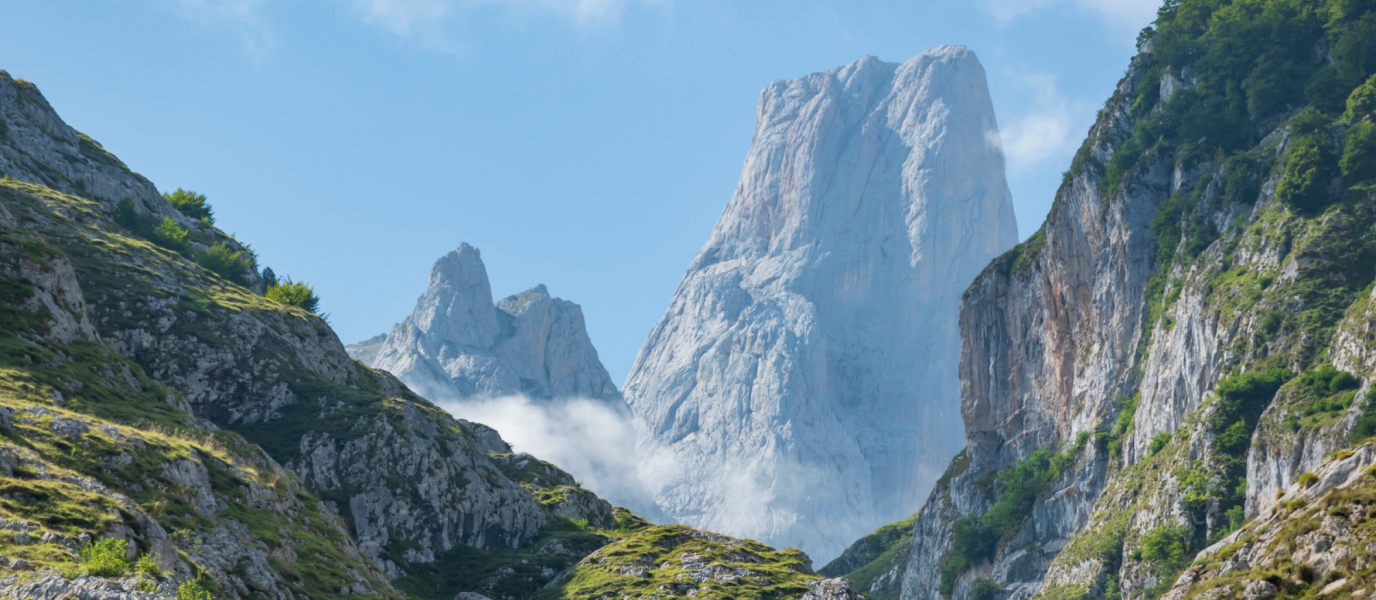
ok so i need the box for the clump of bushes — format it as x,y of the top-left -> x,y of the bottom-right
162,188 -> 214,225
1136,526 -> 1188,566
60,538 -> 134,579
1208,369 -> 1294,451
1277,130 -> 1337,214
266,277 -> 321,314
1133,525 -> 1193,599
115,199 -> 191,254
196,243 -> 253,285
80,538 -> 132,577
1103,393 -> 1140,458
1342,122 -> 1376,182
1297,471 -> 1319,489
178,578 -> 214,600
969,577 -> 1002,600
1345,75 -> 1376,123
1148,432 -> 1172,455
939,434 -> 1089,596
1348,389 -> 1376,442
135,553 -> 164,579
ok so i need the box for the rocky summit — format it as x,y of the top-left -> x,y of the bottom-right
361,244 -> 624,405
623,45 -> 1019,563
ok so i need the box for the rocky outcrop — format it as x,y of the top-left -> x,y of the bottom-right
0,76 -> 551,597
550,523 -> 825,598
368,244 -> 624,405
624,45 -> 1018,563
1161,443 -> 1376,600
0,72 -> 168,217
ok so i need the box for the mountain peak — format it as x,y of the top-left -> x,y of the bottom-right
369,245 -> 624,405
625,47 -> 1018,562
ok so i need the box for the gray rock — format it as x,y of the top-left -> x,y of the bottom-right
1242,580 -> 1279,600
803,578 -> 861,600
900,46 -> 1177,600
50,418 -> 89,439
624,46 -> 1018,563
370,244 -> 624,405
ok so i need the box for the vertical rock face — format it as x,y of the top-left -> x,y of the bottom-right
623,45 -> 1018,563
369,243 -> 624,405
888,8 -> 1376,599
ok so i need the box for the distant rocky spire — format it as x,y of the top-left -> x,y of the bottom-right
368,244 -> 624,404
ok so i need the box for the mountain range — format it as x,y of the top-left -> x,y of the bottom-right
5,0 -> 1376,599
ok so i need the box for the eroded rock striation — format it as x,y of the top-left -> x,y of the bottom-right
624,45 -> 1018,562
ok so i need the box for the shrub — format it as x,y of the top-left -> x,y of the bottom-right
135,553 -> 163,580
266,278 -> 321,314
178,578 -> 214,600
153,217 -> 188,249
1225,505 -> 1246,533
1208,369 -> 1294,440
1277,135 -> 1336,214
1297,471 -> 1319,488
79,538 -> 131,577
1349,389 -> 1376,442
196,243 -> 252,285
1346,74 -> 1376,122
1105,393 -> 1140,458
162,189 -> 214,224
1138,526 -> 1188,566
939,435 -> 1089,596
1296,365 -> 1360,397
1223,153 -> 1262,204
1149,432 -> 1172,455
969,578 -> 1002,600
939,516 -> 997,597
1105,576 -> 1122,600
1342,122 -> 1376,182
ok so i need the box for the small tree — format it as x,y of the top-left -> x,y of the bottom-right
266,278 -> 321,314
196,243 -> 252,284
1342,123 -> 1376,183
1149,432 -> 1172,455
1345,75 -> 1376,123
162,189 -> 214,224
1276,136 -> 1335,214
79,538 -> 131,577
151,217 -> 190,254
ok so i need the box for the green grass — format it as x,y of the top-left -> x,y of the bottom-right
536,524 -> 818,600
392,517 -> 610,600
940,434 -> 1089,596
819,513 -> 918,600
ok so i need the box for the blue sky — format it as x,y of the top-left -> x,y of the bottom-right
6,0 -> 1159,384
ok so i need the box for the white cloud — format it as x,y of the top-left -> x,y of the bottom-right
172,0 -> 275,59
343,0 -> 657,39
437,395 -> 668,520
994,71 -> 1092,175
349,0 -> 450,36
980,0 -> 1159,32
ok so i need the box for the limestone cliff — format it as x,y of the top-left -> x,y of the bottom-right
624,45 -> 1018,563
859,3 -> 1376,600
